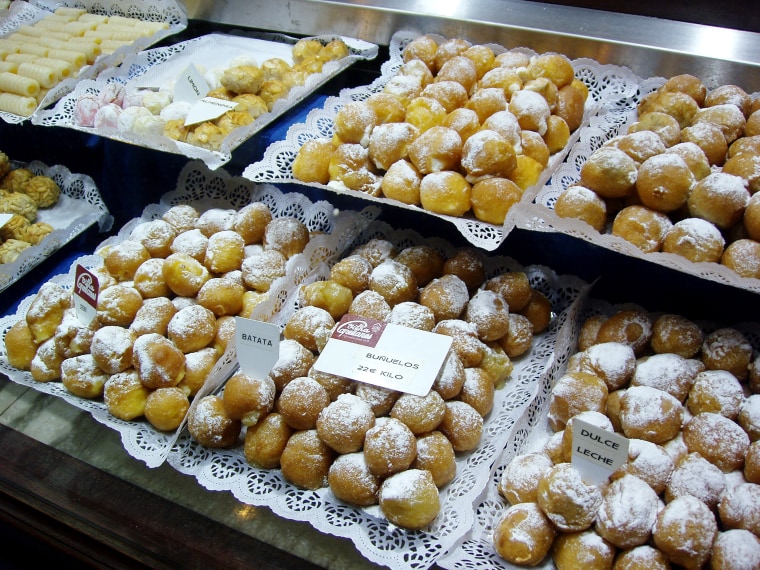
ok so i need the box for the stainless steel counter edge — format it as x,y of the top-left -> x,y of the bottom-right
182,0 -> 760,91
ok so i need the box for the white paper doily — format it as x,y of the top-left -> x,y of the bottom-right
163,218 -> 591,570
437,294 -> 760,570
243,30 -> 642,251
0,160 -> 380,468
0,0 -> 187,124
32,31 -> 379,169
525,76 -> 760,295
0,160 -> 112,293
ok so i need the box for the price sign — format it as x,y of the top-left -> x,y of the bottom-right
313,314 -> 453,396
72,264 -> 99,326
571,418 -> 630,485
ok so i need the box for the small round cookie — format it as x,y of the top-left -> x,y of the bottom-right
537,462 -> 602,532
103,370 -> 150,421
316,393 -> 375,454
722,238 -> 760,279
493,502 -> 556,567
547,370 -> 609,431
378,469 -> 440,530
579,145 -> 638,199
711,529 -> 760,570
687,171 -> 750,229
619,385 -> 684,444
96,284 -> 143,327
498,452 -> 554,505
595,473 -> 660,549
652,494 -> 718,569
611,205 -> 673,253
595,308 -> 653,356
662,217 -> 725,263
327,452 -> 380,507
554,184 -> 607,231
665,451 -> 726,508
412,430 -> 457,487
280,429 -> 335,490
144,387 -> 190,432
701,326 -> 753,381
131,332 -> 186,389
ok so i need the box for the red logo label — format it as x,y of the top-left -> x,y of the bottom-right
332,314 -> 386,348
74,265 -> 99,309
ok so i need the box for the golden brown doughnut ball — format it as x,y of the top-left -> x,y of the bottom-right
652,494 -> 717,569
718,482 -> 760,536
465,87 -> 507,123
378,468 -> 441,530
204,230 -> 245,274
665,141 -> 711,181
463,289 -> 510,342
243,412 -> 293,469
554,184 -> 607,231
96,284 -> 143,327
577,314 -> 607,351
519,290 -> 553,334
90,325 -> 135,375
103,370 -> 150,421
222,372 -> 276,427
683,411 -> 749,472
30,338 -> 62,383
498,452 -> 553,505
701,326 -> 753,381
537,462 -> 602,532
636,153 -> 695,212
639,89 -> 699,128
292,138 -> 335,184
407,125 -> 462,175
170,228 -> 208,262
390,390 -> 446,435
162,204 -> 199,233
662,217 -> 725,263
298,279 -> 354,320
402,34 -> 438,69
195,208 -> 236,237
693,103 -> 747,145
722,238 -> 760,279
327,452 -> 380,507
730,134 -> 760,158
484,271 -> 532,313
680,121 -> 728,165
369,259 -> 418,307
739,395 -> 760,441
394,245 -> 445,287
705,83 -> 752,116
354,383 -> 400,417
130,297 -> 176,338
432,351 -> 466,400
552,530 -> 617,570
612,545 -> 671,570
498,313 -> 534,358
368,122 -> 419,172
386,301 -> 436,331
405,96 -> 448,134
188,394 -> 241,448
263,216 -> 310,259
436,54 -> 478,93
328,254 -> 372,294
612,204 -> 673,253
4,319 -> 37,370
580,145 -> 638,199
267,338 -> 315,392
631,352 -> 699,402
129,219 -> 176,259
333,100 -> 377,145
412,430 -> 457,487
240,249 -> 286,293
433,319 -> 485,367
723,150 -> 760,195
144,387 -> 189,432
619,385 -> 683,443
61,354 -> 109,398
611,438 -> 674,495
438,400 -> 483,452
442,107 -> 480,144
614,130 -> 666,165
493,502 -> 556,566
196,277 -> 244,317
688,369 -> 744,418
365,92 -> 406,124
280,428 -> 335,490
276,375 -> 330,430
595,308 -> 652,356
104,239 -> 151,281
397,58 -> 435,90
53,309 -> 98,360
421,80 -> 469,114
167,304 -> 216,354
233,202 -> 272,245
443,247 -> 486,291
460,129 -> 517,183
661,73 -> 707,106
650,313 -> 703,357
349,290 -> 391,321
177,347 -> 218,397
595,473 -> 660,549
509,89 -> 551,135
480,341 -> 515,384
316,393 -> 375,454
132,258 -> 170,299
131,332 -> 185,390
711,529 -> 760,570
577,341 -> 636,391
283,305 -> 335,353
352,237 -> 397,267
628,110 -> 681,147
162,252 -> 210,298
308,368 -> 354,403
745,441 -> 760,483
547,370 -> 608,431
363,417 -> 417,478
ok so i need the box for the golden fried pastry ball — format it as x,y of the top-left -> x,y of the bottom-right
661,73 -> 707,106
243,412 -> 293,469
705,83 -> 752,116
723,150 -> 760,195
460,129 -> 517,183
365,92 -> 407,124
554,184 -> 607,231
693,103 -> 747,145
130,297 -> 176,338
222,372 -> 276,427
628,110 -> 682,147
498,452 -> 553,505
547,370 -> 608,431
1,167 -> 33,193
465,87 -> 507,123
144,387 -> 190,432
96,284 -> 143,327
470,177 -> 523,225
538,462 -> 602,532
552,529 -> 616,570
681,121 -> 728,166
665,141 -> 712,181
188,394 -> 241,448
380,160 -> 423,205
220,64 -> 263,94
61,354 -> 109,399
722,238 -> 760,279
283,305 -> 335,352
652,494 -> 717,569
595,474 -> 659,549
701,326 -> 753,380
378,468 -> 440,530
639,89 -> 699,129
4,319 -> 37,370
620,385 -> 683,444
493,502 -> 556,566
104,370 -> 150,421
662,217 -> 725,263
277,376 -> 330,430
611,205 -> 673,253
408,125 -> 462,174
327,452 -> 380,508
580,145 -> 638,199
683,411 -> 749,473
263,216 -> 310,259
104,239 -> 151,281
438,400 -> 483,452
412,430 -> 457,487
402,34 -> 438,69
281,428 -> 336,490
509,89 -> 551,135
25,281 -> 71,343
167,304 -> 216,354
21,175 -> 60,208
367,121 -> 419,171
333,100 -> 378,145
178,347 -> 218,397
299,279 -> 353,320
636,153 -> 695,213
131,333 -> 185,391
397,58 -> 435,89
422,80 -> 469,114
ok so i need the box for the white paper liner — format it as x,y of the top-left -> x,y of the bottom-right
437,294 -> 760,570
243,30 -> 642,251
526,75 -> 760,294
32,32 -> 379,169
0,160 -> 111,292
0,160 -> 380,468
0,0 -> 187,124
163,218 -> 591,570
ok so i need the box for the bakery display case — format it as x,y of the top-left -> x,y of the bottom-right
1,1 -> 760,569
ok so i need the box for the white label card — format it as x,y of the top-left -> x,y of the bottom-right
0,214 -> 11,229
235,317 -> 281,378
313,314 -> 453,396
173,63 -> 210,103
184,97 -> 239,126
571,418 -> 630,485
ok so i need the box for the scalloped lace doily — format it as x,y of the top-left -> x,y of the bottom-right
0,160 -> 112,293
163,218 -> 591,570
438,296 -> 760,570
0,0 -> 187,124
0,161 -> 380,468
525,76 -> 760,295
243,30 -> 642,251
32,32 -> 379,169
